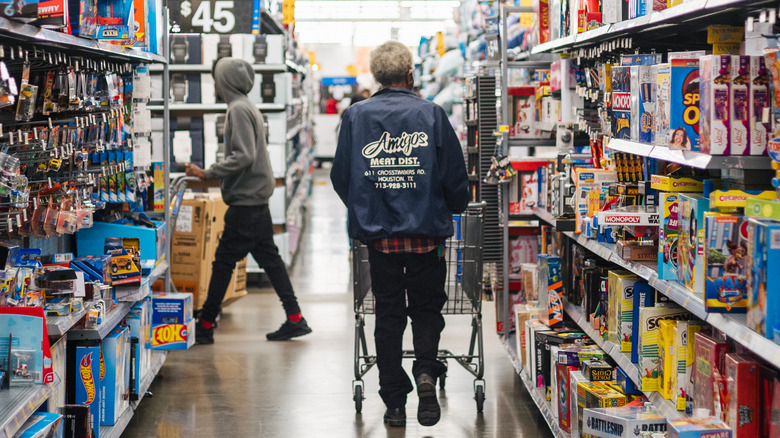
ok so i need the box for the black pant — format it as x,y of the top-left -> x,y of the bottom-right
200,205 -> 301,323
368,247 -> 448,409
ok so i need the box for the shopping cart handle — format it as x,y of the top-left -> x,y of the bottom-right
170,176 -> 201,194
467,201 -> 487,209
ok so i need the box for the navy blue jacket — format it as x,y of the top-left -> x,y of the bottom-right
330,87 -> 469,243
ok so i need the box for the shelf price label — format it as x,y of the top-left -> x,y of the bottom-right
170,0 -> 255,34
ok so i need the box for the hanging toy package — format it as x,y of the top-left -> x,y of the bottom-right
484,131 -> 517,184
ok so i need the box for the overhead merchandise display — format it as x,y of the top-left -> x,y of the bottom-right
0,0 -> 202,435
483,0 -> 780,436
149,5 -> 315,277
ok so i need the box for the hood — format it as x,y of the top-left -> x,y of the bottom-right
214,57 -> 255,103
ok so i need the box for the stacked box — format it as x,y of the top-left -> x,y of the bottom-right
659,192 -> 681,281
74,344 -> 101,438
655,63 -> 671,145
658,319 -> 677,400
151,293 -> 195,350
699,55 -> 731,155
577,381 -> 627,435
569,370 -> 589,438
123,300 -> 150,399
630,65 -> 655,143
100,327 -> 129,426
611,66 -> 632,139
730,55 -> 751,155
678,194 -> 710,296
750,56 -> 770,156
538,255 -> 564,328
693,332 -> 729,416
583,360 -> 613,381
704,215 -> 750,313
669,59 -> 701,151
746,219 -> 780,340
725,354 -> 760,437
557,361 -> 579,433
668,417 -> 732,438
537,331 -> 588,395
526,320 -> 551,388
672,321 -> 703,411
631,282 -> 655,363
638,305 -> 693,391
582,406 -> 668,438
608,270 -> 639,352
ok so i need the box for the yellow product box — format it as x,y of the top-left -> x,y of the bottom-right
577,381 -> 627,438
607,270 -> 639,352
638,306 -> 693,392
707,25 -> 744,44
650,175 -> 703,192
671,321 -> 703,411
709,189 -> 776,210
712,43 -> 741,55
658,320 -> 677,400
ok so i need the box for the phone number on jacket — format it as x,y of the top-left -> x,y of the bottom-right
375,182 -> 417,190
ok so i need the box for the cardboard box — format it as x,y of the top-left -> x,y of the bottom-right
746,219 -> 780,340
672,321 -> 702,411
152,292 -> 193,325
730,55 -> 751,155
637,305 -> 693,391
659,193 -> 681,281
693,332 -> 729,416
569,370 -> 588,437
100,327 -> 129,425
607,270 -> 638,351
615,240 -> 658,261
577,381 -> 627,435
582,360 -> 613,381
678,194 -> 709,296
611,66 -> 632,139
538,255 -> 564,328
750,56 -> 770,156
62,405 -> 91,438
655,63 -> 671,145
669,58 -> 701,151
123,303 -> 150,399
76,221 -> 166,265
525,320 -> 550,387
515,304 -> 541,368
659,319 -> 677,400
668,417 -> 732,438
582,406 -> 667,438
725,354 -> 759,437
704,215 -> 749,313
651,175 -> 704,192
151,319 -> 195,350
508,87 -> 540,138
74,344 -> 101,438
699,55 -> 731,155
557,362 -> 579,433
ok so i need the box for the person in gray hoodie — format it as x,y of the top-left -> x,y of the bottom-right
186,57 -> 311,344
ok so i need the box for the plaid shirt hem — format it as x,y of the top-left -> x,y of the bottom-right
372,236 -> 442,254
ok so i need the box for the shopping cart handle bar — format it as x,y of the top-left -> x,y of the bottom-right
467,201 -> 487,209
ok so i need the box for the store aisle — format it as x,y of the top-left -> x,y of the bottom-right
125,169 -> 553,438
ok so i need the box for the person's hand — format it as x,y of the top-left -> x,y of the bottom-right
185,163 -> 206,180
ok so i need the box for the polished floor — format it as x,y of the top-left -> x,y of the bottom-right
125,169 -> 553,438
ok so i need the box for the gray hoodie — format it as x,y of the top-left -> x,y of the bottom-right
204,57 -> 275,206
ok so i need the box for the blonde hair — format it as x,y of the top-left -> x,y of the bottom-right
369,41 -> 413,87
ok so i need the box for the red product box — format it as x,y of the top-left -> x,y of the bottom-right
557,363 -> 578,433
693,332 -> 729,416
726,354 -> 760,437
760,365 -> 780,438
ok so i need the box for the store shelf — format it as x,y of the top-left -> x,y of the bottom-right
131,351 -> 168,408
508,139 -> 557,148
286,124 -> 303,141
506,61 -> 554,70
530,0 -> 774,54
285,59 -> 308,75
564,301 -> 684,420
147,103 -> 286,112
532,208 -> 576,231
261,10 -> 286,35
46,307 -> 87,337
0,17 -> 167,64
99,403 -> 134,438
148,64 -> 288,73
68,303 -> 132,340
607,139 -> 772,170
0,377 -> 60,438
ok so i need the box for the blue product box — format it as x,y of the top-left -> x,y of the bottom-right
611,66 -> 631,139
631,281 -> 655,363
71,255 -> 112,284
678,194 -> 709,296
74,344 -> 101,438
621,54 -> 663,66
151,319 -> 195,350
558,348 -> 583,367
658,193 -> 680,281
704,215 -> 749,313
100,327 -> 130,425
152,292 -> 193,325
615,366 -> 642,395
747,219 -> 780,343
16,412 -> 63,438
538,255 -> 564,328
668,417 -> 731,438
79,0 -> 133,40
669,58 -> 701,151
123,311 -> 146,397
76,220 -> 166,265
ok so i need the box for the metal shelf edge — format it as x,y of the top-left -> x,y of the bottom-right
0,376 -> 61,438
68,302 -> 132,340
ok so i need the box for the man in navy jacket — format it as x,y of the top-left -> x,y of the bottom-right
331,41 -> 469,428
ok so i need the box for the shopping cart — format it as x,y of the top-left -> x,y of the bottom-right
351,202 -> 486,414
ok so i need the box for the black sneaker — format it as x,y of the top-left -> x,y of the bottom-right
195,320 -> 215,345
383,408 -> 406,427
266,318 -> 312,341
416,374 -> 441,426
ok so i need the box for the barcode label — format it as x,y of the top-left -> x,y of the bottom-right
771,229 -> 780,250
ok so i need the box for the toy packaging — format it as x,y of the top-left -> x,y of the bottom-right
100,327 -> 129,425
537,331 -> 588,395
15,412 -> 63,438
615,366 -> 642,396
569,370 -> 589,437
746,219 -> 780,341
525,320 -> 550,387
582,360 -> 613,381
151,319 -> 194,350
151,292 -> 194,350
0,307 -> 54,385
577,381 -> 627,435
668,417 -> 732,438
659,193 -> 680,281
699,55 -> 731,155
730,55 -> 751,155
658,319 -> 677,400
632,65 -> 655,143
678,194 -> 709,296
669,58 -> 701,151
704,215 -> 749,312
725,354 -> 759,437
631,282 -> 655,363
62,405 -> 91,438
74,343 -> 101,438
607,270 -> 638,352
123,301 -> 150,399
508,87 -> 540,139
582,406 -> 667,438
611,66 -> 632,139
538,255 -> 564,328
673,321 -> 703,412
655,63 -> 671,145
749,56 -> 770,156
557,363 -> 579,433
637,305 -> 693,391
693,332 -> 729,416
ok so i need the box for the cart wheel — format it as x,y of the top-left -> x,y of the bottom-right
439,374 -> 446,389
475,384 -> 485,413
354,384 -> 363,413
